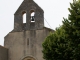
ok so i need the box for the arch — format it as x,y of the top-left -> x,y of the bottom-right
22,56 -> 36,60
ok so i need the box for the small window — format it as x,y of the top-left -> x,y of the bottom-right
22,11 -> 26,23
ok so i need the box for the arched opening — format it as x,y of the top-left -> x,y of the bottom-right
22,11 -> 26,23
23,13 -> 26,23
22,56 -> 36,60
30,10 -> 35,22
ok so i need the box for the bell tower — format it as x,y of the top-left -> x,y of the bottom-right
14,0 -> 44,31
4,0 -> 53,60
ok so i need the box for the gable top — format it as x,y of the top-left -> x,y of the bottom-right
14,0 -> 44,15
14,0 -> 44,31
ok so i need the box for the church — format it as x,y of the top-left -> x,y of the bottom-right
0,0 -> 54,60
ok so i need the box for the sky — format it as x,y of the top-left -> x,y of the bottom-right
0,0 -> 73,46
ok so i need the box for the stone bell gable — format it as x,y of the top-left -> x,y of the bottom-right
14,0 -> 44,31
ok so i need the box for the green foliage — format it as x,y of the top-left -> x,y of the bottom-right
42,27 -> 73,60
62,0 -> 80,59
42,0 -> 80,60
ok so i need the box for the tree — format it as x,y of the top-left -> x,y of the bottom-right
42,27 -> 73,60
63,0 -> 80,59
42,0 -> 80,60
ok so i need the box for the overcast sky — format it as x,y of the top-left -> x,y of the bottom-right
0,0 -> 72,46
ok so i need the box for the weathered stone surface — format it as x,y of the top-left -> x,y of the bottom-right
4,27 -> 54,60
0,46 -> 8,60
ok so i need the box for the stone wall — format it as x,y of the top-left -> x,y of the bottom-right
4,27 -> 54,60
0,45 -> 8,60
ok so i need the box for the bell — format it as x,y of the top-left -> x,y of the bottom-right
32,16 -> 34,21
